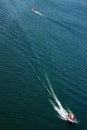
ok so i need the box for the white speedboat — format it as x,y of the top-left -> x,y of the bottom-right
67,114 -> 78,123
31,8 -> 35,12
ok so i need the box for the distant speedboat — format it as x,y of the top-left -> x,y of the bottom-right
31,8 -> 35,12
31,8 -> 43,16
67,114 -> 77,123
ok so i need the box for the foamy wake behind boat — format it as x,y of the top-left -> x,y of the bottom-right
31,8 -> 43,16
37,72 -> 78,124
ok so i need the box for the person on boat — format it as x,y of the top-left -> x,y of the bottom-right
68,114 -> 76,120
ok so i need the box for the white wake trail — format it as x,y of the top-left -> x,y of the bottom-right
45,72 -> 68,121
34,10 -> 43,16
37,75 -> 53,97
37,72 -> 78,123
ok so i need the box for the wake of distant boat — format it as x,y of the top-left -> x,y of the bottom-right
34,10 -> 43,16
37,72 -> 78,123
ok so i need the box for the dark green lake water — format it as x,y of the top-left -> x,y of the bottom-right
0,0 -> 87,129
